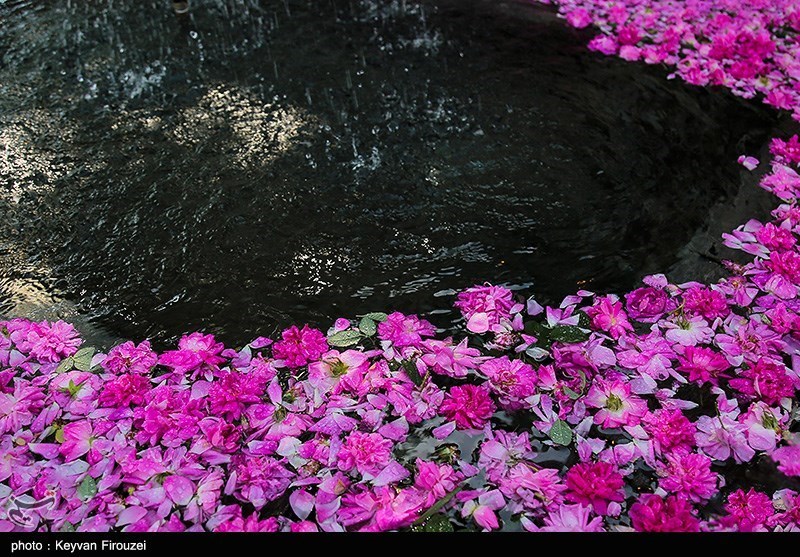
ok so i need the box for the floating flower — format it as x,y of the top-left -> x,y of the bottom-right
102,341 -> 158,375
643,408 -> 696,455
720,488 -> 776,532
657,451 -> 718,503
584,378 -> 648,428
455,284 -> 516,334
531,503 -> 605,532
479,357 -> 537,410
629,494 -> 699,532
336,432 -> 393,478
564,461 -> 625,516
377,312 -> 436,350
272,325 -> 328,369
439,384 -> 495,430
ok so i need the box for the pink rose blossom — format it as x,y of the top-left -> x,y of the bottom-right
440,384 -> 495,430
272,325 -> 329,368
564,461 -> 625,516
629,494 -> 699,532
377,312 -> 436,349
658,451 -> 718,503
336,432 -> 393,477
584,378 -> 648,428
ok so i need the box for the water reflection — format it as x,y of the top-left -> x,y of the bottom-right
0,0 -> 778,346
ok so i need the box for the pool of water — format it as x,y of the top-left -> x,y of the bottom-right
0,0 -> 778,346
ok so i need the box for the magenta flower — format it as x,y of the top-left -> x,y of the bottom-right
729,358 -> 795,405
565,8 -> 592,29
478,430 -> 535,483
420,338 -> 481,378
662,316 -> 714,346
584,296 -> 633,339
741,402 -> 784,452
229,455 -> 292,509
207,372 -> 262,422
760,164 -> 800,201
532,504 -> 605,532
500,465 -> 566,514
720,488 -> 776,532
192,418 -> 241,464
756,250 -> 800,299
738,155 -> 760,171
133,386 -> 204,447
339,486 -> 426,532
461,490 -> 505,531
642,408 -> 696,455
584,378 -> 647,428
657,451 -> 718,503
616,331 -> 676,380
102,341 -> 158,375
771,445 -> 800,477
377,312 -> 436,350
214,510 -> 280,532
414,459 -> 460,505
629,494 -> 699,532
695,414 -> 755,463
59,420 -> 95,462
624,286 -> 668,322
588,35 -> 618,55
98,373 -> 151,409
0,380 -> 45,435
8,320 -> 81,363
717,275 -> 759,307
439,384 -> 495,430
682,286 -> 730,320
158,333 -> 225,378
272,325 -> 328,369
9,0 -> 800,530
479,357 -> 537,411
454,284 -> 516,334
714,319 -> 785,367
336,432 -> 393,478
386,380 -> 444,425
564,461 -> 625,516
676,346 -> 730,386
771,134 -> 800,165
308,349 -> 369,395
756,222 -> 796,252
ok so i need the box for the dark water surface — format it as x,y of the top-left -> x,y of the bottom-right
0,0 -> 777,345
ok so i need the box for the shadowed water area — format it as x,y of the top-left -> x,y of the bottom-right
0,0 -> 779,346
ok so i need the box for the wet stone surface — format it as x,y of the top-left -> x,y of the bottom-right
0,0 -> 778,345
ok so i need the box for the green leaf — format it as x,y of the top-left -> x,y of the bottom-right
67,379 -> 82,397
55,357 -> 74,374
413,485 -> 464,526
563,370 -> 588,400
358,317 -> 377,337
55,426 -> 65,443
60,522 -> 76,532
577,370 -> 587,392
72,346 -> 95,372
523,320 -> 546,338
577,311 -> 592,329
547,325 -> 590,344
327,329 -> 363,347
548,419 -> 573,446
412,513 -> 454,532
563,386 -> 582,400
360,312 -> 388,322
401,359 -> 424,388
77,476 -> 97,501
